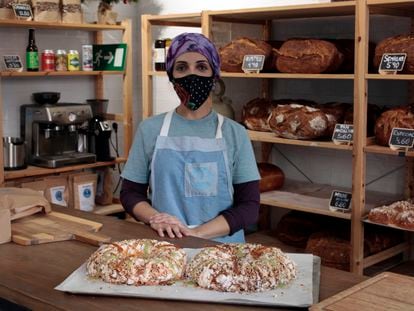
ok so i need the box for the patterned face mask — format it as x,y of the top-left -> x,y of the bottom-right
173,74 -> 214,111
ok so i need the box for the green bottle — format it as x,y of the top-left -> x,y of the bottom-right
26,28 -> 39,71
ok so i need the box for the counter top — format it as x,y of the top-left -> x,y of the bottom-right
0,206 -> 367,310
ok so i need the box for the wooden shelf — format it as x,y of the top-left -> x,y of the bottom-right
144,13 -> 201,27
208,2 -> 356,23
368,0 -> 414,17
0,19 -> 126,31
365,144 -> 414,157
260,180 -> 401,220
4,157 -> 127,180
0,71 -> 124,77
148,71 -> 354,80
366,73 -> 414,80
248,130 -> 353,150
93,204 -> 124,216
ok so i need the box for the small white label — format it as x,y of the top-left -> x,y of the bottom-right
154,48 -> 165,63
114,48 -> 125,67
78,182 -> 94,212
50,186 -> 67,207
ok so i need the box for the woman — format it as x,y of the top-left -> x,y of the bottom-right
120,33 -> 260,243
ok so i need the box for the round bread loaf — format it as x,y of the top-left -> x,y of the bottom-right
186,243 -> 297,292
268,104 -> 328,139
374,105 -> 414,146
257,162 -> 285,192
276,39 -> 344,73
242,98 -> 276,132
86,239 -> 187,286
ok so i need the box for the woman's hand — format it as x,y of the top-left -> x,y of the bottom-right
173,83 -> 190,106
149,213 -> 190,238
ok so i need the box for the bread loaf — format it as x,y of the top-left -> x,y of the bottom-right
268,103 -> 328,139
374,34 -> 414,73
368,200 -> 414,230
344,103 -> 381,137
374,105 -> 414,146
257,162 -> 284,192
242,98 -> 277,132
276,39 -> 344,74
315,102 -> 350,137
219,37 -> 275,73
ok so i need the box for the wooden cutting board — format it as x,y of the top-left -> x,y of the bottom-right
310,272 -> 414,310
11,211 -> 111,246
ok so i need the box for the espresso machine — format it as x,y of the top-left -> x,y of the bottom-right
21,101 -> 96,168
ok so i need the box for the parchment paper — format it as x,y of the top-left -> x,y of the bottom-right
55,249 -> 320,308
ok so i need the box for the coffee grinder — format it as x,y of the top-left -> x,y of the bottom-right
87,99 -> 114,161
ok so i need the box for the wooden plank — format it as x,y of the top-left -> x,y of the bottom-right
122,19 -> 133,157
141,14 -> 153,119
367,73 -> 414,80
0,71 -> 123,77
310,272 -> 414,310
350,0 -> 369,276
365,144 -> 414,157
248,130 -> 353,150
4,158 -> 127,180
0,19 -> 125,30
363,242 -> 410,268
93,204 -> 124,216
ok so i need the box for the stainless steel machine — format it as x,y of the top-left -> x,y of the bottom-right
21,103 -> 96,168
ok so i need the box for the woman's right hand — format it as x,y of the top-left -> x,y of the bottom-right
149,213 -> 190,238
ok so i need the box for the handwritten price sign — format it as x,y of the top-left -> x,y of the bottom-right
379,53 -> 407,73
332,124 -> 353,145
389,127 -> 414,150
242,55 -> 265,73
329,190 -> 352,212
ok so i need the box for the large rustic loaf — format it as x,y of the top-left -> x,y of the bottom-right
276,39 -> 344,74
268,103 -> 328,139
344,103 -> 382,137
374,105 -> 414,146
374,34 -> 414,73
242,98 -> 277,132
315,102 -> 350,137
219,37 -> 275,73
257,162 -> 284,192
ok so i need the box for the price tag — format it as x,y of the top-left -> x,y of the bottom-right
3,55 -> 23,72
388,127 -> 414,151
332,124 -> 353,145
329,190 -> 352,212
378,53 -> 407,75
12,3 -> 32,20
242,55 -> 265,74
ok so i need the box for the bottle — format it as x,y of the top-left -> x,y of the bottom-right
154,39 -> 166,71
26,28 -> 39,72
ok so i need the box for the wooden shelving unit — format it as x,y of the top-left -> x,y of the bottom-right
0,19 -> 133,186
142,1 -> 414,275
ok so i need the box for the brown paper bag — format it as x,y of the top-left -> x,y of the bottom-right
95,167 -> 113,205
0,208 -> 11,244
72,173 -> 97,212
44,176 -> 69,207
32,0 -> 60,22
61,0 -> 82,23
21,180 -> 48,197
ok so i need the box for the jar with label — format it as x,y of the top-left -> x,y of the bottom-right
67,49 -> 80,71
41,50 -> 55,71
154,39 -> 166,71
55,49 -> 67,71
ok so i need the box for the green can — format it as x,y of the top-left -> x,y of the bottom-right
67,49 -> 80,71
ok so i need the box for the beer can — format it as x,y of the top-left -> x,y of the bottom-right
82,45 -> 93,71
41,49 -> 55,71
67,49 -> 80,71
55,49 -> 67,71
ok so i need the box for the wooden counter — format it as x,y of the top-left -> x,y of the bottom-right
0,206 -> 367,310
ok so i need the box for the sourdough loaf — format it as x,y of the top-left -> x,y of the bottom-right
276,39 -> 344,74
242,98 -> 277,132
315,102 -> 350,137
374,34 -> 414,73
374,105 -> 414,146
268,103 -> 328,139
257,162 -> 284,192
344,103 -> 381,137
219,37 -> 275,73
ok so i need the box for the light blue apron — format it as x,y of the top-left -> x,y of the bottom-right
149,110 -> 244,243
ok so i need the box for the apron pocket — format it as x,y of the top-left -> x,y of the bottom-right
185,162 -> 218,197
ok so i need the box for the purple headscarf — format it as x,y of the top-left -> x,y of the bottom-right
166,32 -> 221,81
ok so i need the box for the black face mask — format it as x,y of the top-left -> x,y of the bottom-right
173,74 -> 214,111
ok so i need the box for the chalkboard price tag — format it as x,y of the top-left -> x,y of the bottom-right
388,127 -> 414,151
12,3 -> 33,20
242,55 -> 265,73
329,190 -> 352,212
3,55 -> 23,72
332,124 -> 353,145
378,53 -> 407,74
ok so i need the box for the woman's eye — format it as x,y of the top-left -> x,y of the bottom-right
174,64 -> 187,72
197,64 -> 209,71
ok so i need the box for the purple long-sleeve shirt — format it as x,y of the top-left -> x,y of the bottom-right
120,178 -> 260,235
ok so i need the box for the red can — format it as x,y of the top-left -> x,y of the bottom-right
41,49 -> 55,71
